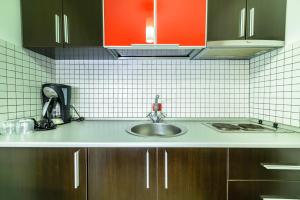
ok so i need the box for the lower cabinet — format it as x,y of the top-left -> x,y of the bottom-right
0,148 -> 86,200
88,148 -> 227,200
88,148 -> 157,200
3,147 -> 299,200
228,181 -> 300,200
228,149 -> 300,200
157,148 -> 227,200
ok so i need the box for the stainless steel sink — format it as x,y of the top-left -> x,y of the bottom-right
126,123 -> 188,137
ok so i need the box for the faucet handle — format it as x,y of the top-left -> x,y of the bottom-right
152,103 -> 162,111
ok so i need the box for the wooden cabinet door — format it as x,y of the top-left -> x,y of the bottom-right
229,149 -> 300,181
157,148 -> 227,200
21,0 -> 63,47
104,0 -> 154,47
157,0 -> 207,46
207,0 -> 247,41
246,0 -> 286,40
228,181 -> 300,200
88,148 -> 157,200
0,148 -> 87,200
62,0 -> 103,47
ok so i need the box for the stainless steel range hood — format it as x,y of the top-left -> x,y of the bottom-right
193,40 -> 285,60
108,49 -> 202,60
106,45 -> 203,60
106,40 -> 284,60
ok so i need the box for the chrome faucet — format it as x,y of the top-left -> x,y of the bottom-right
147,95 -> 166,123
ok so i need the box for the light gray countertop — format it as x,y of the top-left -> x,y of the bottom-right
1,119 -> 300,148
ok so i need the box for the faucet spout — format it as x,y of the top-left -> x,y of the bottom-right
154,95 -> 160,114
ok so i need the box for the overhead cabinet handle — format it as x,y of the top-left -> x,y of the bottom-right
64,14 -> 70,44
74,150 -> 80,189
146,150 -> 150,189
239,8 -> 246,37
249,8 -> 255,37
55,14 -> 60,43
261,163 -> 300,171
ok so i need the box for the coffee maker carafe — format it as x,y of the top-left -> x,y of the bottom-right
42,84 -> 72,125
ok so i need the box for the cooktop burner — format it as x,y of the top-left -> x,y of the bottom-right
238,124 -> 265,130
207,122 -> 279,133
206,121 -> 295,133
212,123 -> 241,131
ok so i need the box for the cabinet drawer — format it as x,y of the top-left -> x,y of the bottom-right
228,181 -> 300,200
229,149 -> 300,181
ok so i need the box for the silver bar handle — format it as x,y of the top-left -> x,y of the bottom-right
74,150 -> 80,189
239,8 -> 246,37
262,198 -> 300,200
64,14 -> 69,44
261,196 -> 300,200
164,150 -> 168,189
146,150 -> 150,189
261,163 -> 300,171
154,0 -> 157,44
55,14 -> 60,43
249,8 -> 255,37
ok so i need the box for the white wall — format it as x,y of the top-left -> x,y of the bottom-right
286,0 -> 300,44
0,0 -> 22,46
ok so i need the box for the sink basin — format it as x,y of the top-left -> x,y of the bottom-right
126,123 -> 188,137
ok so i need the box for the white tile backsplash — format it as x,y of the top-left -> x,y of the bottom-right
1,35 -> 300,128
250,42 -> 300,127
56,59 -> 250,119
0,38 -> 55,121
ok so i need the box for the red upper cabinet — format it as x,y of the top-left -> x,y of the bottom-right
157,0 -> 207,47
104,0 -> 154,46
104,0 -> 207,48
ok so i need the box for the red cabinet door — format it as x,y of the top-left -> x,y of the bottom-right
104,0 -> 154,46
157,0 -> 207,47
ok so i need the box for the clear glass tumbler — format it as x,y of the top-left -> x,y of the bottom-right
15,119 -> 34,135
0,120 -> 17,135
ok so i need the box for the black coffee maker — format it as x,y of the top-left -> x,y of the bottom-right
41,83 -> 72,125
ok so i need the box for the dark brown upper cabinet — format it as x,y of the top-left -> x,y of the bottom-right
208,0 -> 287,41
0,148 -> 87,200
21,0 -> 63,47
246,0 -> 286,40
21,0 -> 102,48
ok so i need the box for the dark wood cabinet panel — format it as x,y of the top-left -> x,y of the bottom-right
228,181 -> 300,200
208,0 -> 247,41
22,0 -> 103,53
62,0 -> 102,47
158,148 -> 227,200
246,0 -> 286,40
0,148 -> 87,200
229,149 -> 300,181
88,148 -> 157,200
21,0 -> 63,47
208,0 -> 286,41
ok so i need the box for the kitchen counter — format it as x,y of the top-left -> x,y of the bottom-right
1,119 -> 300,148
